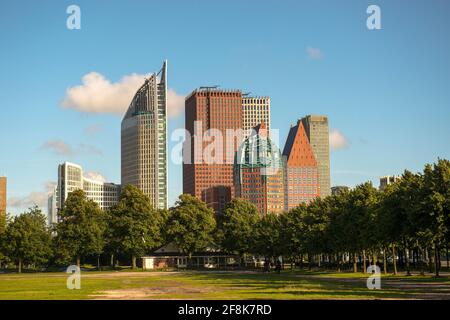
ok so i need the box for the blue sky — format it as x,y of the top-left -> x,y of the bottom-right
1,0 -> 449,214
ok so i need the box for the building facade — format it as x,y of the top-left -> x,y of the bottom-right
242,96 -> 270,138
235,123 -> 285,215
183,88 -> 243,213
379,175 -> 401,191
54,162 -> 120,215
47,186 -> 57,225
121,61 -> 168,209
183,88 -> 272,213
0,177 -> 6,218
282,120 -> 320,210
301,115 -> 331,198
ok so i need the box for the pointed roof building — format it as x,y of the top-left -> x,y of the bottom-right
283,119 -> 320,210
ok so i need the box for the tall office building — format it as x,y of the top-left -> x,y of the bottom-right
282,120 -> 320,210
121,61 -> 168,209
183,88 -> 243,213
242,96 -> 270,138
235,123 -> 285,215
0,177 -> 6,218
301,115 -> 331,198
55,162 -> 120,213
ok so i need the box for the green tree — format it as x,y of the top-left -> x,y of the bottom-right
166,194 -> 216,265
280,204 -> 308,267
218,198 -> 260,265
416,159 -> 450,277
3,207 -> 52,273
0,214 -> 8,266
53,190 -> 105,267
109,185 -> 163,269
303,198 -> 330,269
254,213 -> 282,260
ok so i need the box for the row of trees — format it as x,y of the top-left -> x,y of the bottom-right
0,159 -> 448,276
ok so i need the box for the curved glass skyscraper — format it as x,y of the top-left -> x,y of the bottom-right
121,61 -> 168,209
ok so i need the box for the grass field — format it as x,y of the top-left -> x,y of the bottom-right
0,269 -> 449,300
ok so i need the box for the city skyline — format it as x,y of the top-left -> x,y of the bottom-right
1,0 -> 450,215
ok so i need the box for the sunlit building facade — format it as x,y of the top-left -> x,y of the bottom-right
301,115 -> 331,197
121,61 -> 168,209
183,88 -> 243,214
0,177 -> 6,218
235,123 -> 285,215
283,120 -> 320,210
55,162 -> 120,214
242,96 -> 270,138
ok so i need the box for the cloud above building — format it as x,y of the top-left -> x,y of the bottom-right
61,72 -> 185,118
8,182 -> 56,211
40,140 -> 102,156
40,140 -> 74,156
329,129 -> 350,150
84,171 -> 107,182
306,46 -> 324,60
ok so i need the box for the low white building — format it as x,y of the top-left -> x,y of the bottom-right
379,175 -> 401,191
49,162 -> 120,220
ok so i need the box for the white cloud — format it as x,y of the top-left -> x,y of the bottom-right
306,46 -> 324,59
61,72 -> 185,117
167,88 -> 185,118
329,129 -> 350,150
8,182 -> 56,211
40,140 -> 73,156
84,172 -> 106,182
40,140 -> 102,156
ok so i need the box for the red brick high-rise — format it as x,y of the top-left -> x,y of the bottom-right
282,120 -> 320,210
183,88 -> 243,213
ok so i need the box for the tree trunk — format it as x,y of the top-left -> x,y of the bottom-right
434,245 -> 440,277
438,248 -> 442,269
383,248 -> 387,274
97,256 -> 100,271
392,244 -> 397,275
353,253 -> 357,273
428,247 -> 433,273
308,253 -> 312,271
405,247 -> 411,276
18,258 -> 22,273
447,246 -> 449,269
372,253 -> 377,267
110,254 -> 114,268
363,250 -> 367,274
132,255 -> 136,269
76,256 -> 80,267
419,247 -> 425,276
